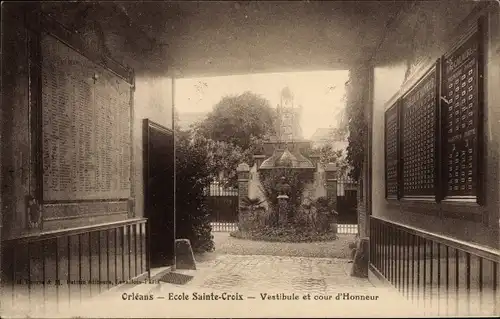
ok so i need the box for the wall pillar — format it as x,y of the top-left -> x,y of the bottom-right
325,163 -> 338,211
236,163 -> 250,226
347,63 -> 373,238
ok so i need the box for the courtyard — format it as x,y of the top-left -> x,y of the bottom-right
37,232 -> 422,318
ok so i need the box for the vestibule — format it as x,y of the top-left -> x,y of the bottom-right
1,1 -> 498,316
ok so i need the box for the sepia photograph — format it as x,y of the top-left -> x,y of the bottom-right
1,0 -> 499,317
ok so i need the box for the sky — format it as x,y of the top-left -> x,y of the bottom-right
174,70 -> 350,139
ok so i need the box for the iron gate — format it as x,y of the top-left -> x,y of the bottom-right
336,177 -> 358,224
204,182 -> 239,231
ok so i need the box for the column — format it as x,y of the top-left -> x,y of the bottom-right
236,163 -> 250,229
325,162 -> 338,211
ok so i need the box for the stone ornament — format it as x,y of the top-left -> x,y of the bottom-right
26,195 -> 42,229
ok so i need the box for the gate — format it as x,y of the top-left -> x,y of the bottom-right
204,182 -> 239,232
336,176 -> 358,224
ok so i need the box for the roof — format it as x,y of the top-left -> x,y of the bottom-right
260,147 -> 315,170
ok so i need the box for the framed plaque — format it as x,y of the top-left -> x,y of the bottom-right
401,63 -> 440,198
384,101 -> 400,199
41,33 -> 132,202
441,21 -> 484,201
26,10 -> 136,224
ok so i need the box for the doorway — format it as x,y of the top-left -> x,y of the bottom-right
143,119 -> 175,268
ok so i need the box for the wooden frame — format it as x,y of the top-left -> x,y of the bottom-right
24,8 -> 135,229
399,61 -> 440,200
384,100 -> 400,199
383,16 -> 487,222
440,18 -> 485,204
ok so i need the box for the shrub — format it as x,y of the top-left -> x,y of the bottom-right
175,130 -> 215,253
230,225 -> 338,243
239,196 -> 266,230
258,168 -> 313,225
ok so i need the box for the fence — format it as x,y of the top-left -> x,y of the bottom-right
370,216 -> 499,316
210,222 -> 359,234
204,182 -> 239,230
336,176 -> 358,224
337,224 -> 358,234
210,222 -> 238,232
205,177 -> 360,233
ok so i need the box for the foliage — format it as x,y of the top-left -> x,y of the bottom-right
302,144 -> 350,177
190,91 -> 276,186
239,196 -> 267,231
314,196 -> 337,214
230,225 -> 338,243
344,74 -> 368,181
314,196 -> 339,225
258,168 -> 314,225
194,91 -> 277,150
294,196 -> 339,233
174,127 -> 215,253
240,196 -> 266,210
190,135 -> 245,187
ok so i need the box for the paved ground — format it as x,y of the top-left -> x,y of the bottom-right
56,254 -> 423,318
3,233 -> 427,318
48,233 -> 424,318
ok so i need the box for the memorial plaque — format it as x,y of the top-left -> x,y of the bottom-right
442,27 -> 482,199
385,102 -> 399,198
41,33 -> 131,201
401,66 -> 438,197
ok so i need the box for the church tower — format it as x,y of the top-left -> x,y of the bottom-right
277,86 -> 302,143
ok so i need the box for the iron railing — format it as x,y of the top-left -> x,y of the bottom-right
210,222 -> 239,232
210,222 -> 359,234
1,219 -> 147,316
337,224 -> 358,234
370,216 -> 499,316
203,181 -> 238,196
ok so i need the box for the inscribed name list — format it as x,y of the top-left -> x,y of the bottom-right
401,68 -> 437,197
385,103 -> 399,197
443,32 -> 479,197
41,34 -> 131,201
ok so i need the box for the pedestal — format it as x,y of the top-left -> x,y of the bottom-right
277,194 -> 289,226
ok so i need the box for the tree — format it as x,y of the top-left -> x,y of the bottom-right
194,91 -> 277,150
302,144 -> 350,178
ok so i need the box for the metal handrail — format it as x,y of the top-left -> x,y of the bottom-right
2,218 -> 147,244
370,216 -> 500,264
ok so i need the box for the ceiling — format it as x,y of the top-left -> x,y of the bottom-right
116,1 -> 409,77
42,1 -> 484,78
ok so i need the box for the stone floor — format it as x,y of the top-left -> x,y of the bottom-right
1,233 -> 438,318
47,254 -> 424,318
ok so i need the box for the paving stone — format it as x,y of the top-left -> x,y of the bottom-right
13,253 -> 425,318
